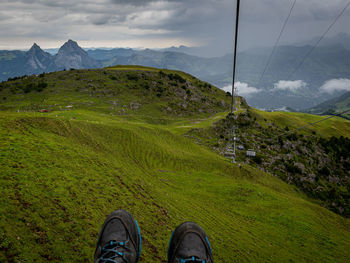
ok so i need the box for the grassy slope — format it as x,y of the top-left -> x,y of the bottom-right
252,109 -> 350,138
0,67 -> 349,262
186,106 -> 350,216
0,66 -> 230,124
308,91 -> 350,120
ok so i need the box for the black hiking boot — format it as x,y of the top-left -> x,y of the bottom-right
167,222 -> 214,263
94,209 -> 141,263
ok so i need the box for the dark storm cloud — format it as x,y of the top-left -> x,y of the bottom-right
0,0 -> 349,54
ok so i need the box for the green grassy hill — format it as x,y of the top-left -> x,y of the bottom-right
0,66 -> 349,262
308,91 -> 350,120
186,106 -> 350,216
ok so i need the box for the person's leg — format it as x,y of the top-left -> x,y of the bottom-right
167,222 -> 214,263
94,210 -> 141,263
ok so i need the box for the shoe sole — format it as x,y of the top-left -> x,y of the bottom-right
167,221 -> 213,263
95,209 -> 142,262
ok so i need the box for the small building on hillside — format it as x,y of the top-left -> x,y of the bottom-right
246,149 -> 256,157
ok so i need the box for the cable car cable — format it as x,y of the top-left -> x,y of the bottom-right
274,109 -> 350,138
286,1 -> 350,80
231,0 -> 241,114
256,0 -> 297,88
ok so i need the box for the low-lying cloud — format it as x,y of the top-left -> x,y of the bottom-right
273,80 -> 307,91
319,78 -> 350,93
222,82 -> 260,97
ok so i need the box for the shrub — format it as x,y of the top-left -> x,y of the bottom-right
22,82 -> 48,93
286,132 -> 298,141
36,82 -> 48,92
159,71 -> 166,78
285,161 -> 302,174
253,155 -> 262,164
157,86 -> 164,94
168,73 -> 186,83
7,75 -> 27,81
278,137 -> 284,147
127,73 -> 138,81
24,83 -> 34,93
319,167 -> 330,177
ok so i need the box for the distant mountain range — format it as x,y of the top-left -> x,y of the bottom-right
0,40 -> 100,81
294,32 -> 350,51
1,33 -> 350,110
85,43 -> 350,110
307,91 -> 350,119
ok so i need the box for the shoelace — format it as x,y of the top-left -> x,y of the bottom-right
99,240 -> 130,263
178,256 -> 206,263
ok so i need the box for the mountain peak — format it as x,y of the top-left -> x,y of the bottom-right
53,39 -> 100,70
26,43 -> 51,71
60,39 -> 80,51
28,43 -> 43,53
67,39 -> 78,45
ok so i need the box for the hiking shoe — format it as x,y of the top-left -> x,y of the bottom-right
94,209 -> 141,263
167,222 -> 214,263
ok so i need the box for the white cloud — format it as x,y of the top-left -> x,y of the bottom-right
274,80 -> 307,91
222,82 -> 260,97
319,78 -> 350,94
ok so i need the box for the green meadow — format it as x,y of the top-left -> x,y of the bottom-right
0,67 -> 349,262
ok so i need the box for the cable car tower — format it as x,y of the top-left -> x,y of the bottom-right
225,0 -> 240,163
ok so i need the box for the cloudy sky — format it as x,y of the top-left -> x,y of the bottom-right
0,0 -> 349,56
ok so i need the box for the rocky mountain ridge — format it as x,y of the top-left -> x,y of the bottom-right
26,43 -> 52,71
2,37 -> 350,110
50,40 -> 100,70
0,40 -> 100,81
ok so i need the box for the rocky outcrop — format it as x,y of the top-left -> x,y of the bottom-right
0,40 -> 101,80
49,40 -> 101,70
25,43 -> 52,71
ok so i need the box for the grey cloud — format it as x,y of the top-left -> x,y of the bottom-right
110,0 -> 183,5
0,0 -> 349,56
0,13 -> 12,21
88,14 -> 112,25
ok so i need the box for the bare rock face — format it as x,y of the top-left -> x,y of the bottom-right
178,101 -> 188,109
50,40 -> 100,70
25,43 -> 52,71
295,162 -> 305,174
3,40 -> 102,78
130,102 -> 141,110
